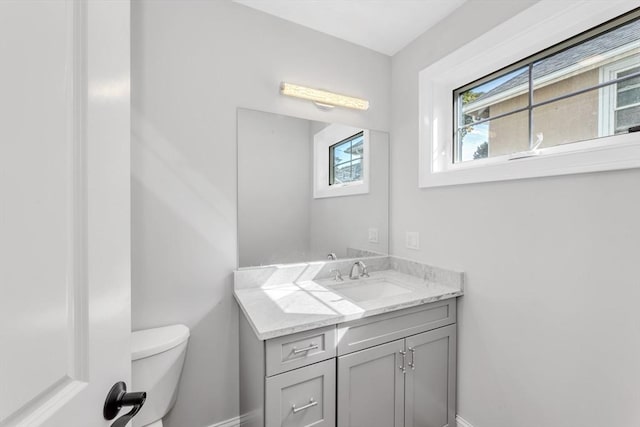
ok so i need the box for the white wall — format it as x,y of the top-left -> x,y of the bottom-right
131,1 -> 390,426
390,1 -> 640,427
238,109 -> 311,267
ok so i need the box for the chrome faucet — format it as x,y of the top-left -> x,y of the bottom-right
359,261 -> 370,278
349,261 -> 369,280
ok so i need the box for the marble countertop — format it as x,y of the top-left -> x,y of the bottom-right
234,267 -> 463,341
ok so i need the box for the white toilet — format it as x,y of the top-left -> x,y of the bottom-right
131,324 -> 190,427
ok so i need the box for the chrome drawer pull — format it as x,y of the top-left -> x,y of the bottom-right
292,343 -> 319,354
292,398 -> 317,413
408,347 -> 415,370
398,350 -> 406,374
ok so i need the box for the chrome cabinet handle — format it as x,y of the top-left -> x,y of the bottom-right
292,398 -> 318,413
408,347 -> 415,370
398,350 -> 406,374
292,343 -> 319,354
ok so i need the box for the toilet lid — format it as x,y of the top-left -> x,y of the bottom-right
132,324 -> 190,361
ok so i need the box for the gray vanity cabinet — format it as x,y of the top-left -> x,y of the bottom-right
266,358 -> 336,427
404,325 -> 457,427
337,339 -> 405,427
239,299 -> 457,427
240,317 -> 337,427
336,325 -> 456,427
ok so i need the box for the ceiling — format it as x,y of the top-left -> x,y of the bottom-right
232,0 -> 467,56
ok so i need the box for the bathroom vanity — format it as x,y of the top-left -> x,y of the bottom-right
236,108 -> 461,427
235,256 -> 463,427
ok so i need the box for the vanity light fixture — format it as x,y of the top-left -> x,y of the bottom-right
280,82 -> 369,111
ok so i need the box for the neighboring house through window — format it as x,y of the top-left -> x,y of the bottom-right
601,55 -> 640,136
329,131 -> 364,185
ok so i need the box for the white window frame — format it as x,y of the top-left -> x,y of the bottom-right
314,123 -> 370,198
600,53 -> 640,136
418,0 -> 640,188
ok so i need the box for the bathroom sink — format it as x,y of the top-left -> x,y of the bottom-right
327,277 -> 413,302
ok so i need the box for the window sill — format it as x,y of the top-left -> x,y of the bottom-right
419,133 -> 640,188
314,181 -> 369,198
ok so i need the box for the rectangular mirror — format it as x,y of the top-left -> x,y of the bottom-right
237,108 -> 389,267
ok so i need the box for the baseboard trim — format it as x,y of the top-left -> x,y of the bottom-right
208,414 -> 247,427
457,415 -> 475,427
210,413 -> 472,427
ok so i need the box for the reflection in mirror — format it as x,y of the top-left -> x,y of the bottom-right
237,108 -> 389,267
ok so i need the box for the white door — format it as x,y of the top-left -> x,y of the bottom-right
0,1 -> 131,426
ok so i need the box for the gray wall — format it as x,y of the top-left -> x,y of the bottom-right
238,109 -> 311,267
390,1 -> 640,427
131,1 -> 390,426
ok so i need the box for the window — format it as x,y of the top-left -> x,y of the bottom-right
419,2 -> 640,188
614,66 -> 640,132
314,124 -> 369,198
329,131 -> 364,186
454,13 -> 640,163
601,57 -> 640,135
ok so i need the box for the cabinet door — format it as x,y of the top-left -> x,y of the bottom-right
265,359 -> 336,427
337,339 -> 405,427
405,325 -> 457,427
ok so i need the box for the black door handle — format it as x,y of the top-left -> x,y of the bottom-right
103,381 -> 146,427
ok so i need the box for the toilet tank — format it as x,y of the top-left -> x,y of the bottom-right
131,324 -> 190,427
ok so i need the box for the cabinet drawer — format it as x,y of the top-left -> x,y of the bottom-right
337,300 -> 455,355
266,326 -> 336,376
265,359 -> 336,427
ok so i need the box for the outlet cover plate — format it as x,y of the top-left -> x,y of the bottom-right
406,231 -> 420,250
368,228 -> 379,243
